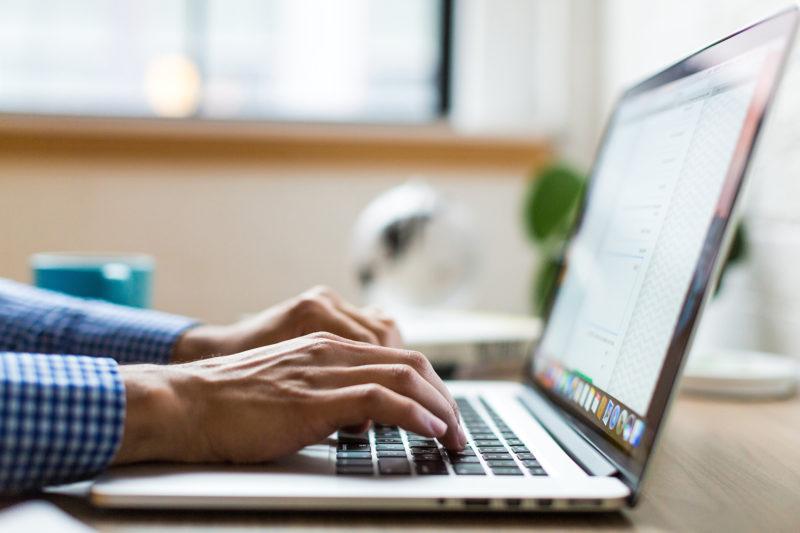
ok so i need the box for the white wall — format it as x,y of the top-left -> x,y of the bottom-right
600,0 -> 800,355
0,149 -> 537,324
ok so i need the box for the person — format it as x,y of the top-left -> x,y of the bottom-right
0,280 -> 465,492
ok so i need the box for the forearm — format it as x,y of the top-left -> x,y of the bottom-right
0,278 -> 197,364
0,352 -> 125,492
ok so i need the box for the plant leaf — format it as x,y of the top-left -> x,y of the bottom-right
524,164 -> 584,243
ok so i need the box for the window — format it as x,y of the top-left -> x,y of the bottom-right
0,0 -> 448,123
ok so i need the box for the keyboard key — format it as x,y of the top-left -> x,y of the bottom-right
336,451 -> 372,459
510,446 -> 530,454
378,458 -> 411,475
336,458 -> 373,466
375,437 -> 403,444
409,441 -> 437,448
410,447 -> 439,455
377,450 -> 408,458
516,452 -> 536,460
412,453 -> 442,462
476,446 -> 508,453
447,448 -> 475,457
504,439 -> 524,446
521,459 -> 541,468
375,443 -> 406,451
338,442 -> 371,451
486,459 -> 518,467
337,465 -> 374,475
491,467 -> 523,476
529,467 -> 547,476
500,431 -> 518,439
482,453 -> 513,460
415,462 -> 448,475
449,455 -> 480,464
454,464 -> 486,475
473,439 -> 503,446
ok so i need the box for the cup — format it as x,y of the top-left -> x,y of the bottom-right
31,252 -> 155,308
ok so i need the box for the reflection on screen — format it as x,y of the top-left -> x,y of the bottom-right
533,40 -> 782,450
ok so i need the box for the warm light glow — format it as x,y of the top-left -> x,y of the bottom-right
144,54 -> 201,118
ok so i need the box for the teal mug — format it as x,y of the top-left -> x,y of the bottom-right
31,252 -> 155,308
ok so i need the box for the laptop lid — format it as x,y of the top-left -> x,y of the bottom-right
526,8 -> 799,502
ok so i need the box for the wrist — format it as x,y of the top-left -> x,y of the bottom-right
171,324 -> 229,363
113,364 -> 192,464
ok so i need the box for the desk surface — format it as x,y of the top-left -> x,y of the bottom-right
3,392 -> 799,532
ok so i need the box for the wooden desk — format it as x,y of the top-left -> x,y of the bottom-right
2,393 -> 799,532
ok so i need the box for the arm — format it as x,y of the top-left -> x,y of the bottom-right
1,334 -> 465,492
0,279 -> 195,364
0,352 -> 125,492
0,279 -> 399,364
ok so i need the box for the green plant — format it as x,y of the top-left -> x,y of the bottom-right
522,162 -> 747,316
523,163 -> 585,316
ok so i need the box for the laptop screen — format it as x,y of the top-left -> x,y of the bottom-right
530,9 -> 797,474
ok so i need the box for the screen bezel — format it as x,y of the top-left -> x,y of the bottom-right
525,7 -> 799,503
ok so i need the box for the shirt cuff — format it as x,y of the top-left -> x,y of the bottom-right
0,353 -> 125,492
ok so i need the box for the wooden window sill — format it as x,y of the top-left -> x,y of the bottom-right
0,114 -> 553,170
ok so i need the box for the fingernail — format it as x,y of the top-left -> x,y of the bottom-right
428,416 -> 447,436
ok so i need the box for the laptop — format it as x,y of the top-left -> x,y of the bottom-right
91,8 -> 799,512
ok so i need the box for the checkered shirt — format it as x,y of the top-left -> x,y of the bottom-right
0,279 -> 196,492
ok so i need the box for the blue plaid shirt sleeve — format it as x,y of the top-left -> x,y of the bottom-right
0,352 -> 125,492
0,278 -> 199,492
0,278 -> 197,364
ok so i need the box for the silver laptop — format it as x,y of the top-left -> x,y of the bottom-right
91,8 -> 798,512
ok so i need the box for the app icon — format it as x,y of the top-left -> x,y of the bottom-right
616,409 -> 627,435
623,414 -> 635,441
597,397 -> 608,420
630,419 -> 646,447
609,405 -> 621,429
591,392 -> 601,414
602,400 -> 614,425
580,383 -> 591,406
584,387 -> 595,410
578,382 -> 586,402
572,380 -> 582,402
561,373 -> 570,392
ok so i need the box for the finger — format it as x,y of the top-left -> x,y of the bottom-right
334,302 -> 395,346
313,364 -> 463,450
312,339 -> 464,445
339,304 -> 404,348
309,288 -> 393,346
340,421 -> 372,435
308,287 -> 402,347
327,384 -> 447,440
314,306 -> 380,345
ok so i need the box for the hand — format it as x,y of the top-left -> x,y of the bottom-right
114,332 -> 466,465
172,286 -> 402,363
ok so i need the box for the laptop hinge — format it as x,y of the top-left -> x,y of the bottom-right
517,388 -> 618,477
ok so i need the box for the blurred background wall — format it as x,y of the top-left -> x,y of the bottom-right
1,0 -> 798,356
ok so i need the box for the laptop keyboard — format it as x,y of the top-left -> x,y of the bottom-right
336,396 -> 548,477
